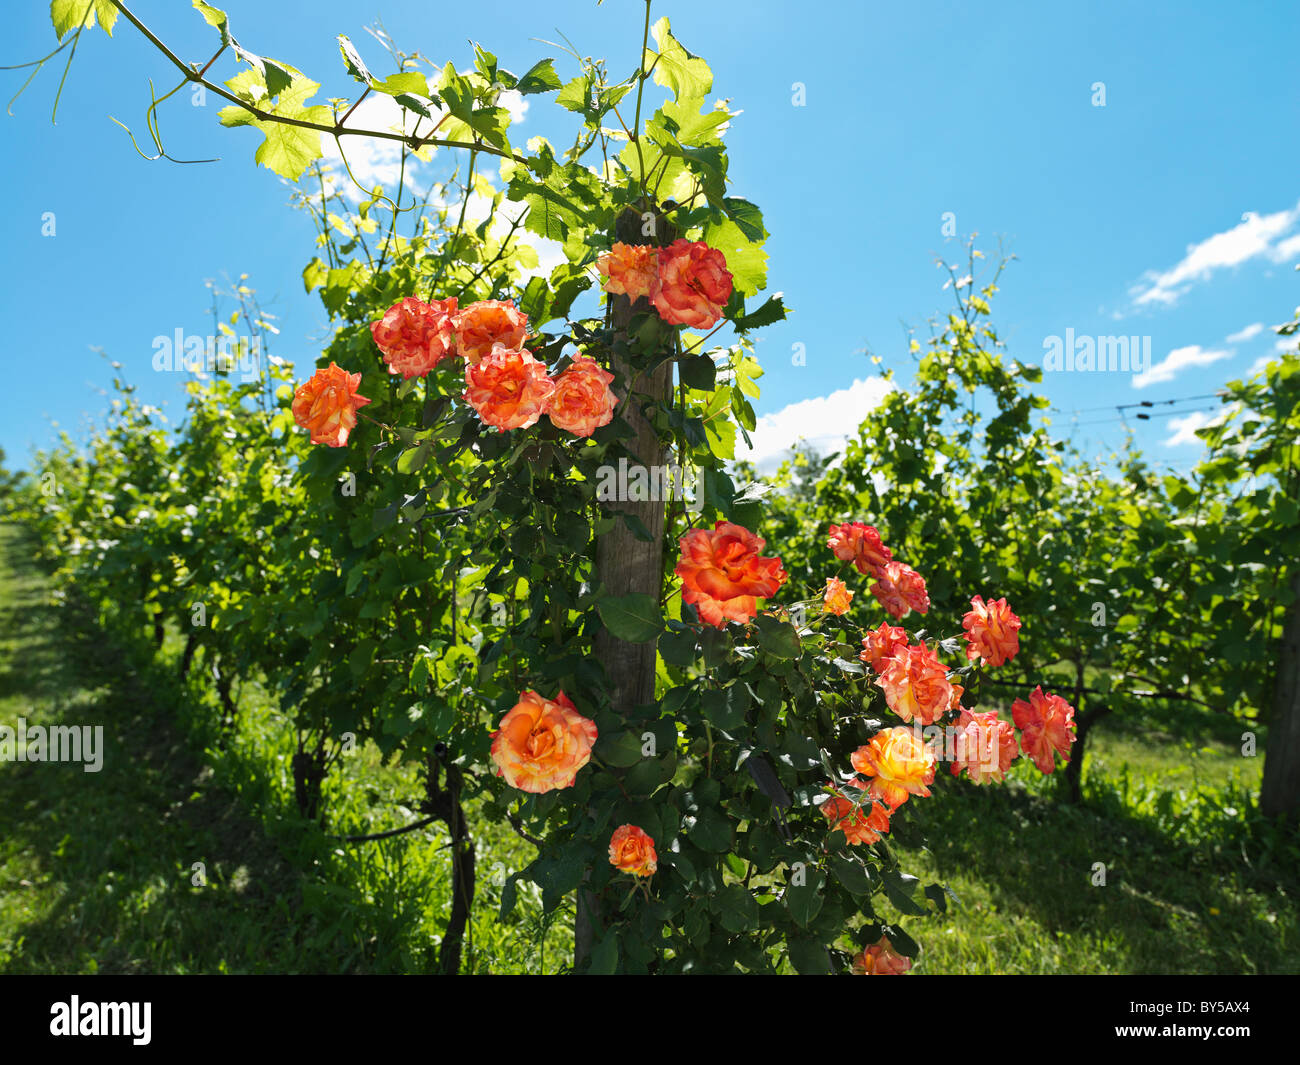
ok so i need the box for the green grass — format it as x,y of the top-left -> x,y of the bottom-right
0,523 -> 566,973
1,520 -> 1297,974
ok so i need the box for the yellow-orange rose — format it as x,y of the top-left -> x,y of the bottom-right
548,355 -> 617,438
850,726 -> 936,810
489,690 -> 597,793
452,299 -> 529,364
464,347 -> 555,430
875,641 -> 953,726
850,935 -> 912,975
608,824 -> 657,876
597,242 -> 658,302
291,362 -> 371,447
822,577 -> 854,616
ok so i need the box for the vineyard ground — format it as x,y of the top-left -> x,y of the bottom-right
1,522 -> 1296,974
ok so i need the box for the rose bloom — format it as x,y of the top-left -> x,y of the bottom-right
851,727 -> 936,810
827,522 -> 893,577
876,641 -> 953,726
962,595 -> 1022,668
608,824 -> 657,877
675,521 -> 788,628
870,561 -> 930,619
859,622 -> 909,672
291,362 -> 371,447
850,936 -> 912,975
452,299 -> 529,364
371,296 -> 458,379
950,709 -> 1019,784
822,577 -> 854,616
948,682 -> 965,716
547,355 -> 616,438
821,781 -> 892,845
464,347 -> 556,430
1011,686 -> 1077,774
490,690 -> 598,793
597,242 -> 658,302
650,238 -> 733,329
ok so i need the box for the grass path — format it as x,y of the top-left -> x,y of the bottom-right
0,523 -> 314,972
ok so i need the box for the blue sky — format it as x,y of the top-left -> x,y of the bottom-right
2,0 -> 1298,473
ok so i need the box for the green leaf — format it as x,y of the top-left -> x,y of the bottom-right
646,18 -> 712,100
596,592 -> 664,643
700,684 -> 747,731
686,806 -> 732,853
754,614 -> 800,659
712,884 -> 760,934
886,923 -> 921,958
588,931 -> 619,974
786,936 -> 830,975
678,353 -> 717,391
596,730 -> 644,768
373,72 -> 429,98
732,295 -> 788,334
923,882 -> 948,914
337,35 -> 373,84
219,67 -> 328,180
703,217 -> 768,298
785,866 -> 825,927
192,1 -> 230,43
555,75 -> 592,114
881,869 -> 928,917
52,0 -> 117,38
516,58 -> 562,95
831,855 -> 873,897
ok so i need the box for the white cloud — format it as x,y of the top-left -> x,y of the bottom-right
499,89 -> 529,125
1132,344 -> 1233,389
1225,322 -> 1264,343
1248,355 -> 1273,376
319,87 -> 528,203
321,94 -> 444,201
1129,201 -> 1300,308
1164,411 -> 1218,447
1270,232 -> 1300,263
738,376 -> 894,473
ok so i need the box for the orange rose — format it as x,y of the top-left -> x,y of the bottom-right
821,781 -> 892,845
464,347 -> 556,430
597,242 -> 658,302
875,641 -> 953,726
548,355 -> 617,438
291,362 -> 371,447
850,935 -> 912,975
675,521 -> 788,628
827,522 -> 892,577
822,577 -> 854,616
452,299 -> 529,364
650,239 -> 733,329
948,682 -> 965,715
962,595 -> 1022,668
859,622 -> 908,671
608,824 -> 657,877
870,561 -> 930,619
370,296 -> 458,378
1011,686 -> 1076,774
950,709 -> 1019,784
489,690 -> 598,793
850,727 -> 936,810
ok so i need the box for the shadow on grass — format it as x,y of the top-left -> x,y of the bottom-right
0,525 -> 346,973
893,772 -> 1300,974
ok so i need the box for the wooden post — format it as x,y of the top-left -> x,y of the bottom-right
1262,570 -> 1300,818
575,204 -> 675,969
